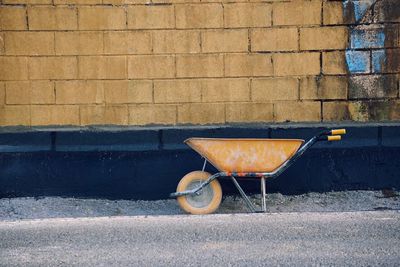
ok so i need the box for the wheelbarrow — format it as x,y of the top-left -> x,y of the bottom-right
170,129 -> 347,214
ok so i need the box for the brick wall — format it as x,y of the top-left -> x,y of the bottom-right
0,0 -> 399,126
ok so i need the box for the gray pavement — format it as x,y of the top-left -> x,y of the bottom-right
1,210 -> 399,266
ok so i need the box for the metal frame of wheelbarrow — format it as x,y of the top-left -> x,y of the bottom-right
170,129 -> 346,213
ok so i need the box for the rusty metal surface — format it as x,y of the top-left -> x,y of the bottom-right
185,138 -> 304,173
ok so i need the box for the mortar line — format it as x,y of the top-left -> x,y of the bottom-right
247,28 -> 251,53
320,0 -> 323,27
297,27 -> 300,51
152,79 -> 155,104
270,3 -> 274,27
297,77 -> 300,101
319,52 -> 322,75
76,6 -> 79,31
320,101 -> 323,122
221,3 -> 225,29
249,78 -> 252,102
25,6 -> 29,30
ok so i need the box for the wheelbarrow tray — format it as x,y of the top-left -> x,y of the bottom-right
185,138 -> 304,174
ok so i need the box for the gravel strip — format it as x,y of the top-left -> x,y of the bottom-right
0,190 -> 399,221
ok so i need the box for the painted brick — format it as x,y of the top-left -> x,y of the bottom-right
226,103 -> 273,123
202,30 -> 248,53
251,28 -> 298,52
128,55 -> 175,79
152,30 -> 200,54
5,32 -> 54,56
55,0 -> 101,3
151,0 -> 198,3
127,5 -> 174,29
29,57 -> 77,80
31,105 -> 79,126
154,80 -> 201,103
324,101 -> 400,122
79,7 -> 125,30
79,56 -> 126,80
55,32 -> 103,55
176,54 -> 223,78
273,53 -> 320,76
300,76 -> 347,100
6,81 -> 55,104
4,0 -> 51,3
0,57 -> 28,81
177,103 -> 225,124
323,1 -> 346,25
5,82 -> 30,104
129,104 -> 176,125
345,50 -> 370,73
275,101 -> 321,122
322,51 -> 347,75
252,78 -> 298,101
28,6 -> 77,30
27,81 -> 55,105
225,54 -> 273,77
300,27 -> 348,50
56,81 -> 104,104
372,50 -> 385,73
0,0 -> 397,128
323,101 -> 354,122
365,101 -> 400,121
202,78 -> 250,102
176,4 -> 223,29
80,105 -> 128,126
0,7 -> 27,30
350,27 -> 385,49
224,3 -> 272,28
348,75 -> 398,99
273,1 -> 321,26
104,80 -> 153,104
380,49 -> 400,73
0,106 -> 30,126
374,0 -> 400,23
102,0 -> 147,4
104,31 -> 151,55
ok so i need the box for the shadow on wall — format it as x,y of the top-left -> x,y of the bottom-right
343,0 -> 400,120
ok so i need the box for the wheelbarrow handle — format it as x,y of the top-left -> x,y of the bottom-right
327,135 -> 341,141
331,129 -> 346,135
320,128 -> 346,136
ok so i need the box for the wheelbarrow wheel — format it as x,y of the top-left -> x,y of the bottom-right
177,171 -> 222,215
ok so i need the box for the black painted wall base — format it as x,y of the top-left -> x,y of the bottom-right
0,123 -> 399,200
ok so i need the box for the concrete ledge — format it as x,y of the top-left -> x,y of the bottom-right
55,130 -> 160,152
0,122 -> 396,152
0,123 -> 399,199
0,132 -> 52,152
382,126 -> 400,147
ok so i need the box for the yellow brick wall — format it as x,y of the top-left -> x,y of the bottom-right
0,0 -> 399,126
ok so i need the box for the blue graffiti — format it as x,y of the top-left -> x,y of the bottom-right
344,0 -> 386,74
346,51 -> 370,73
344,0 -> 376,22
350,29 -> 385,49
372,50 -> 386,73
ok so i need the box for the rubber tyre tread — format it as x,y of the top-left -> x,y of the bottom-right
176,171 -> 222,215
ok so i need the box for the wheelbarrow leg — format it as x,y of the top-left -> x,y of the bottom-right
230,176 -> 257,213
261,177 -> 266,212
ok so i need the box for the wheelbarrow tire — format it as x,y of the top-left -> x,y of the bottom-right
177,171 -> 222,215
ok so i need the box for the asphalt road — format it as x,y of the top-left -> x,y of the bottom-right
0,211 -> 399,267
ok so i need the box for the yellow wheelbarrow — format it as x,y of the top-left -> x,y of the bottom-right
170,129 -> 347,214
